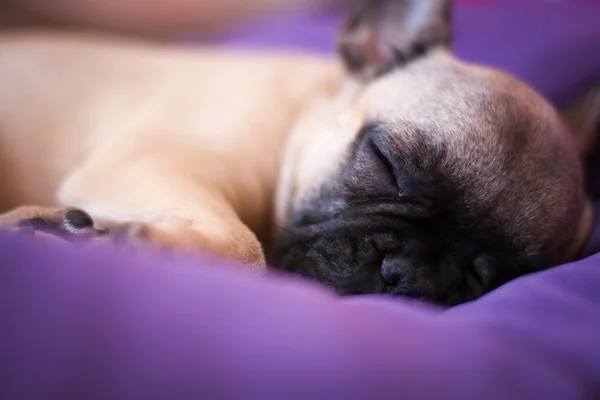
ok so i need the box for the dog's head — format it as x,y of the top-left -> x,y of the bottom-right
271,0 -> 593,305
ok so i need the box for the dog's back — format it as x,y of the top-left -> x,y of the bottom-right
0,31 -> 341,239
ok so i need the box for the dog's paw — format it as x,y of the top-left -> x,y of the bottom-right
0,206 -> 108,243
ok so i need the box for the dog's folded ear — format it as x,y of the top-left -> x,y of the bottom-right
337,0 -> 452,81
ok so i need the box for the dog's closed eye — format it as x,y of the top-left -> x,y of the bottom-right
368,137 -> 401,194
354,123 -> 404,197
345,125 -> 437,220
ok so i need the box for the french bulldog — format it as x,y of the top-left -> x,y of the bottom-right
270,0 -> 599,304
0,0 -> 597,304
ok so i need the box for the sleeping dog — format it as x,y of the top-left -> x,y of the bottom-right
0,0 -> 597,305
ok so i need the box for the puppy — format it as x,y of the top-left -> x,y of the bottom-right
270,0 -> 598,304
0,0 -> 597,304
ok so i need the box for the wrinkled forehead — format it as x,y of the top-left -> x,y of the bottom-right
275,52 -> 564,228
357,51 -> 554,141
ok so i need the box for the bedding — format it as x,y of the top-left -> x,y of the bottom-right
2,1 -> 600,398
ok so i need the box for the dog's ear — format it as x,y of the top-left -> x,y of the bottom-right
337,0 -> 452,81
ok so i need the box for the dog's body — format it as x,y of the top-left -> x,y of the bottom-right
1,0 -> 598,304
0,32 -> 343,267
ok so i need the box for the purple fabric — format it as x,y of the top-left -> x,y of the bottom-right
196,0 -> 600,108
1,232 -> 600,399
2,1 -> 600,398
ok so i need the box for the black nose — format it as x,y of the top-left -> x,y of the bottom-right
380,254 -> 410,287
380,252 -> 427,298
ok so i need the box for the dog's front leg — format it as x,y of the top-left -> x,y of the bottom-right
52,152 -> 267,271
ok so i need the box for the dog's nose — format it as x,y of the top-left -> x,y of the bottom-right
380,253 -> 412,287
380,252 -> 425,298
381,258 -> 402,286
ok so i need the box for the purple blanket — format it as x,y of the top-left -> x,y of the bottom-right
2,1 -> 600,398
1,234 -> 600,399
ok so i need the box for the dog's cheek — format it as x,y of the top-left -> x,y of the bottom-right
271,232 -> 379,294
